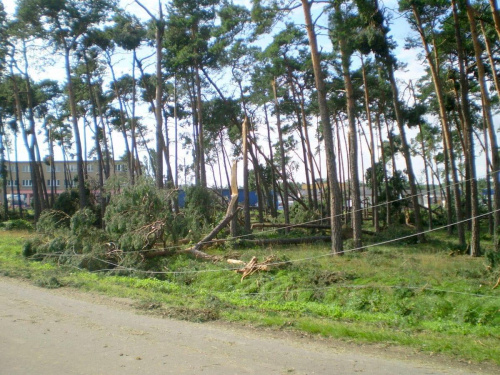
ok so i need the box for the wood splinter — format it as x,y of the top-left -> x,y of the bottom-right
235,256 -> 277,281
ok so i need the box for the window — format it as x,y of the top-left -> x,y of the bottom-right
22,180 -> 32,187
86,164 -> 93,172
22,165 -> 31,173
7,180 -> 18,187
47,165 -> 61,173
47,180 -> 60,187
115,164 -> 126,172
69,165 -> 78,172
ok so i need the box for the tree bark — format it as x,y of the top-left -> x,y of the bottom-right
466,0 -> 500,253
337,25 -> 362,248
272,77 -> 290,230
301,0 -> 343,254
410,5 -> 465,246
453,0 -> 480,255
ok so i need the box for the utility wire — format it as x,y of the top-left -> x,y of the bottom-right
73,208 -> 500,277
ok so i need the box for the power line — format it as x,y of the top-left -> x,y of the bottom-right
73,208 -> 500,276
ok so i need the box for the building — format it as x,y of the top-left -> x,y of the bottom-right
1,160 -> 128,207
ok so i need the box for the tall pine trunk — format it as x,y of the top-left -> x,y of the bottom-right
301,0 -> 343,254
466,1 -> 500,253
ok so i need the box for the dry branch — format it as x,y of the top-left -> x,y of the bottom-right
235,256 -> 278,281
493,275 -> 500,290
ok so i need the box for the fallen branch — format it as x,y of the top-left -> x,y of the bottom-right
235,256 -> 278,281
182,162 -> 240,260
493,275 -> 500,290
180,208 -> 241,259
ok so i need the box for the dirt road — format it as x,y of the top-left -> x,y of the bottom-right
0,277 -> 494,375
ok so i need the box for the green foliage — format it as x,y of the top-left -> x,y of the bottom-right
53,190 -> 80,217
183,185 -> 219,240
104,177 -> 180,251
1,219 -> 33,231
485,250 -> 500,269
4,227 -> 500,365
370,225 -> 420,245
36,210 -> 70,234
289,202 -> 320,226
70,208 -> 97,236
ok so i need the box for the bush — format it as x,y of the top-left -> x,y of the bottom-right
70,208 -> 97,236
1,219 -> 33,231
36,210 -> 70,234
183,185 -> 219,240
289,202 -> 322,226
104,177 -> 178,251
53,189 -> 81,217
370,225 -> 420,246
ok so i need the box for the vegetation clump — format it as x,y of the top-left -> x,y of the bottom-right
104,177 -> 182,251
0,219 -> 33,231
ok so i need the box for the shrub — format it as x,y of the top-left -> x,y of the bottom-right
36,210 -> 70,234
289,202 -> 322,226
370,225 -> 420,246
104,177 -> 178,251
1,219 -> 33,231
183,185 -> 219,240
53,189 -> 81,217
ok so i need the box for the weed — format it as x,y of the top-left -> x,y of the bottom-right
35,276 -> 61,289
2,229 -> 500,366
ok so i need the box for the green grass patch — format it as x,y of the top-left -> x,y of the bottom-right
0,229 -> 499,366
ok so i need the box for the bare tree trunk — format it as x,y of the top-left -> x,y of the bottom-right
466,0 -> 499,253
195,66 -> 206,187
453,0 -> 480,255
412,5 -> 465,245
361,57 -> 379,232
443,142 -> 453,235
298,86 -> 318,209
272,78 -> 290,230
385,62 -> 425,242
264,103 -> 278,217
489,0 -> 500,41
155,13 -> 164,188
0,117 -> 8,218
242,117 -> 251,233
302,0 -> 343,253
376,113 -> 391,226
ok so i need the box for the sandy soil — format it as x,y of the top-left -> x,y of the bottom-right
0,276 -> 496,375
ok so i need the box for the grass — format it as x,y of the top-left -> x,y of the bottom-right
1,229 -> 499,365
